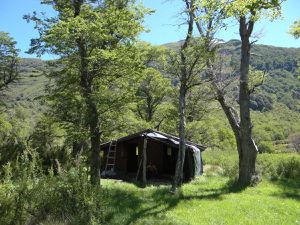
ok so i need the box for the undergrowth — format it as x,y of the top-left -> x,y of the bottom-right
202,149 -> 300,180
1,149 -> 299,225
0,149 -> 105,225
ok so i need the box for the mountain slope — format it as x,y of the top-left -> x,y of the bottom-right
1,41 -> 299,153
164,39 -> 300,112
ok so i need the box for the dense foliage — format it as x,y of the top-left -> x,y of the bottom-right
0,32 -> 19,92
0,150 -> 105,225
289,18 -> 300,39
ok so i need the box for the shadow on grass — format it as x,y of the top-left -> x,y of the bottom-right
102,186 -> 143,224
103,179 -> 247,225
270,178 -> 300,201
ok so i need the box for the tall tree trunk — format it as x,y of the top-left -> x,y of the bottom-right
238,16 -> 257,185
172,0 -> 194,192
142,137 -> 148,186
74,0 -> 101,185
173,86 -> 187,191
89,101 -> 101,185
190,0 -> 259,186
216,84 -> 257,184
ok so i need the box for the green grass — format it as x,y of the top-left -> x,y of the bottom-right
101,175 -> 299,225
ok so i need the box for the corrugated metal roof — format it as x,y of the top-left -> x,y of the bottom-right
100,129 -> 206,151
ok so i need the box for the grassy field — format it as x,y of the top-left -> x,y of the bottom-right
102,173 -> 299,225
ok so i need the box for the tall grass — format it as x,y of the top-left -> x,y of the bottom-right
1,148 -> 299,225
202,149 -> 300,180
0,149 -> 105,225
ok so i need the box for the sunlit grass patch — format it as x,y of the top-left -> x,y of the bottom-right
103,175 -> 299,225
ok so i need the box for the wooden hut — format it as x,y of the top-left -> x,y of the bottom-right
100,129 -> 205,181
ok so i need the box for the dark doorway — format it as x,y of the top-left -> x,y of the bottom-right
163,145 -> 177,175
127,144 -> 138,172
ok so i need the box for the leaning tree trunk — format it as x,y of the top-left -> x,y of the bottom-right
74,0 -> 101,185
238,15 -> 257,185
213,62 -> 257,185
216,87 -> 257,184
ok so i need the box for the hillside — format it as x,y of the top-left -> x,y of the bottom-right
0,58 -> 48,137
5,41 -> 299,112
224,40 -> 300,112
165,39 -> 300,112
1,58 -> 48,107
1,41 -> 300,153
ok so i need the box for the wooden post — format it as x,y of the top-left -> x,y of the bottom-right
142,136 -> 148,185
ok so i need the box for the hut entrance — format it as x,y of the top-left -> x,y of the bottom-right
163,145 -> 177,175
127,143 -> 138,172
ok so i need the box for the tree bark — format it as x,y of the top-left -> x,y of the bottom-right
173,86 -> 187,191
73,0 -> 101,185
142,137 -> 148,185
238,15 -> 257,185
216,85 -> 257,185
172,0 -> 194,191
190,1 -> 258,186
89,102 -> 101,185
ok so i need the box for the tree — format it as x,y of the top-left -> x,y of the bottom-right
0,31 -> 19,92
132,43 -> 175,131
0,107 -> 31,168
188,0 -> 283,185
289,18 -> 300,39
135,44 -> 170,125
43,60 -> 89,158
136,68 -> 172,122
25,0 -> 147,184
229,0 -> 283,185
168,0 -> 207,191
289,18 -> 300,81
30,115 -> 67,173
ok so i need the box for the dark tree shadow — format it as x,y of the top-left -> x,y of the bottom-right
102,187 -> 144,224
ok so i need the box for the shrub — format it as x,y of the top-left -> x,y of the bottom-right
203,150 -> 300,180
25,166 -> 105,225
258,141 -> 275,153
0,149 -> 106,225
257,153 -> 300,179
250,93 -> 273,112
202,150 -> 239,179
288,133 -> 300,152
276,156 -> 300,179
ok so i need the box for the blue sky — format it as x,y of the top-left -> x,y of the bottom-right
0,0 -> 299,59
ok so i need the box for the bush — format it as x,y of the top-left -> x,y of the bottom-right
26,167 -> 105,225
250,93 -> 273,112
288,133 -> 300,152
257,153 -> 300,179
202,150 -> 239,179
0,149 -> 106,225
258,141 -> 275,153
276,156 -> 300,179
203,150 -> 300,180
